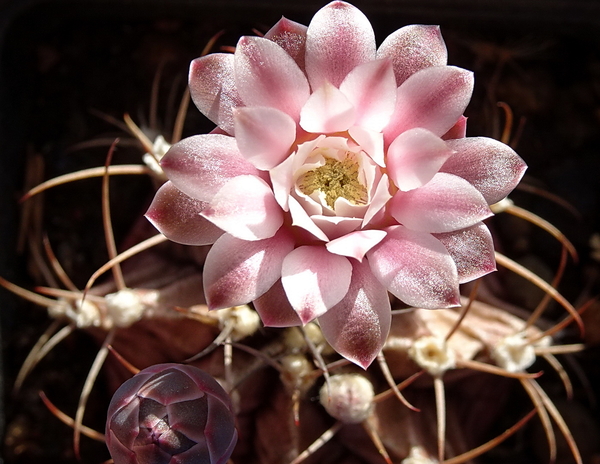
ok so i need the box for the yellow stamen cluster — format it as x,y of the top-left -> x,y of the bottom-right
299,155 -> 367,209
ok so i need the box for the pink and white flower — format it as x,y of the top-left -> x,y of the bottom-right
146,1 -> 526,368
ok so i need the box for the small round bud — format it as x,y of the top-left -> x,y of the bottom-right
106,363 -> 237,464
105,288 -> 157,328
229,305 -> 261,340
319,374 -> 374,424
408,336 -> 456,377
491,333 -> 550,373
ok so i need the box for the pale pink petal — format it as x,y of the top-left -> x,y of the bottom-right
434,223 -> 496,283
281,246 -> 352,323
299,81 -> 356,133
377,25 -> 447,86
442,115 -> 467,140
161,134 -> 258,202
362,174 -> 391,227
269,153 -> 295,211
442,137 -> 527,204
288,196 -> 329,242
189,54 -> 243,135
384,66 -> 474,146
311,215 -> 362,240
348,126 -> 385,166
234,106 -> 297,170
253,280 -> 302,327
234,36 -> 310,121
264,17 -> 308,72
367,225 -> 460,308
201,175 -> 283,241
319,260 -> 391,368
305,1 -> 376,89
326,230 -> 387,262
389,172 -> 492,233
203,228 -> 295,310
339,59 -> 397,132
387,128 -> 454,191
145,181 -> 223,246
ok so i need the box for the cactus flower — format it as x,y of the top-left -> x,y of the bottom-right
106,363 -> 237,464
146,1 -> 526,368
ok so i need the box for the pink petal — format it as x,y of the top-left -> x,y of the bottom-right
281,246 -> 352,323
305,1 -> 376,89
203,228 -> 295,310
299,81 -> 356,133
264,17 -> 308,72
319,259 -> 391,368
189,54 -> 243,135
442,137 -> 527,204
234,106 -> 297,170
366,225 -> 460,308
145,181 -> 223,246
161,134 -> 258,202
269,153 -> 295,211
383,66 -> 474,146
348,126 -> 385,166
387,128 -> 454,191
311,215 -> 362,240
442,115 -> 467,140
201,175 -> 283,241
253,280 -> 302,327
270,137 -> 323,211
434,223 -> 496,283
288,196 -> 329,241
377,25 -> 447,86
326,230 -> 387,262
234,36 -> 310,121
339,59 -> 397,132
389,172 -> 492,233
362,174 -> 391,227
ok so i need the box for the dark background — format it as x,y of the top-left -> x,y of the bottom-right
1,1 -> 600,463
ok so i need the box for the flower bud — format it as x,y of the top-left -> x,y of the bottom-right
106,363 -> 237,464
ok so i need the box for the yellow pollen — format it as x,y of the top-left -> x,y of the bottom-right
298,155 -> 367,209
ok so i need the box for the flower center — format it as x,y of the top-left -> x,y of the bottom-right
298,155 -> 367,209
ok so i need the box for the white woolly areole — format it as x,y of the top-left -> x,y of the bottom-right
142,135 -> 172,176
491,332 -> 551,373
280,354 -> 315,394
48,297 -> 103,329
320,373 -> 374,423
402,446 -> 438,464
489,197 -> 514,214
283,322 -> 326,352
408,336 -> 456,376
105,288 -> 150,327
229,305 -> 261,340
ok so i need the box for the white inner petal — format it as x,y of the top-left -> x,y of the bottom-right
292,136 -> 378,214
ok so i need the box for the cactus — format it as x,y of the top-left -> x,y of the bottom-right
2,2 -> 597,464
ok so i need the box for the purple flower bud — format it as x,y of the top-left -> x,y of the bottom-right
106,363 -> 237,464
